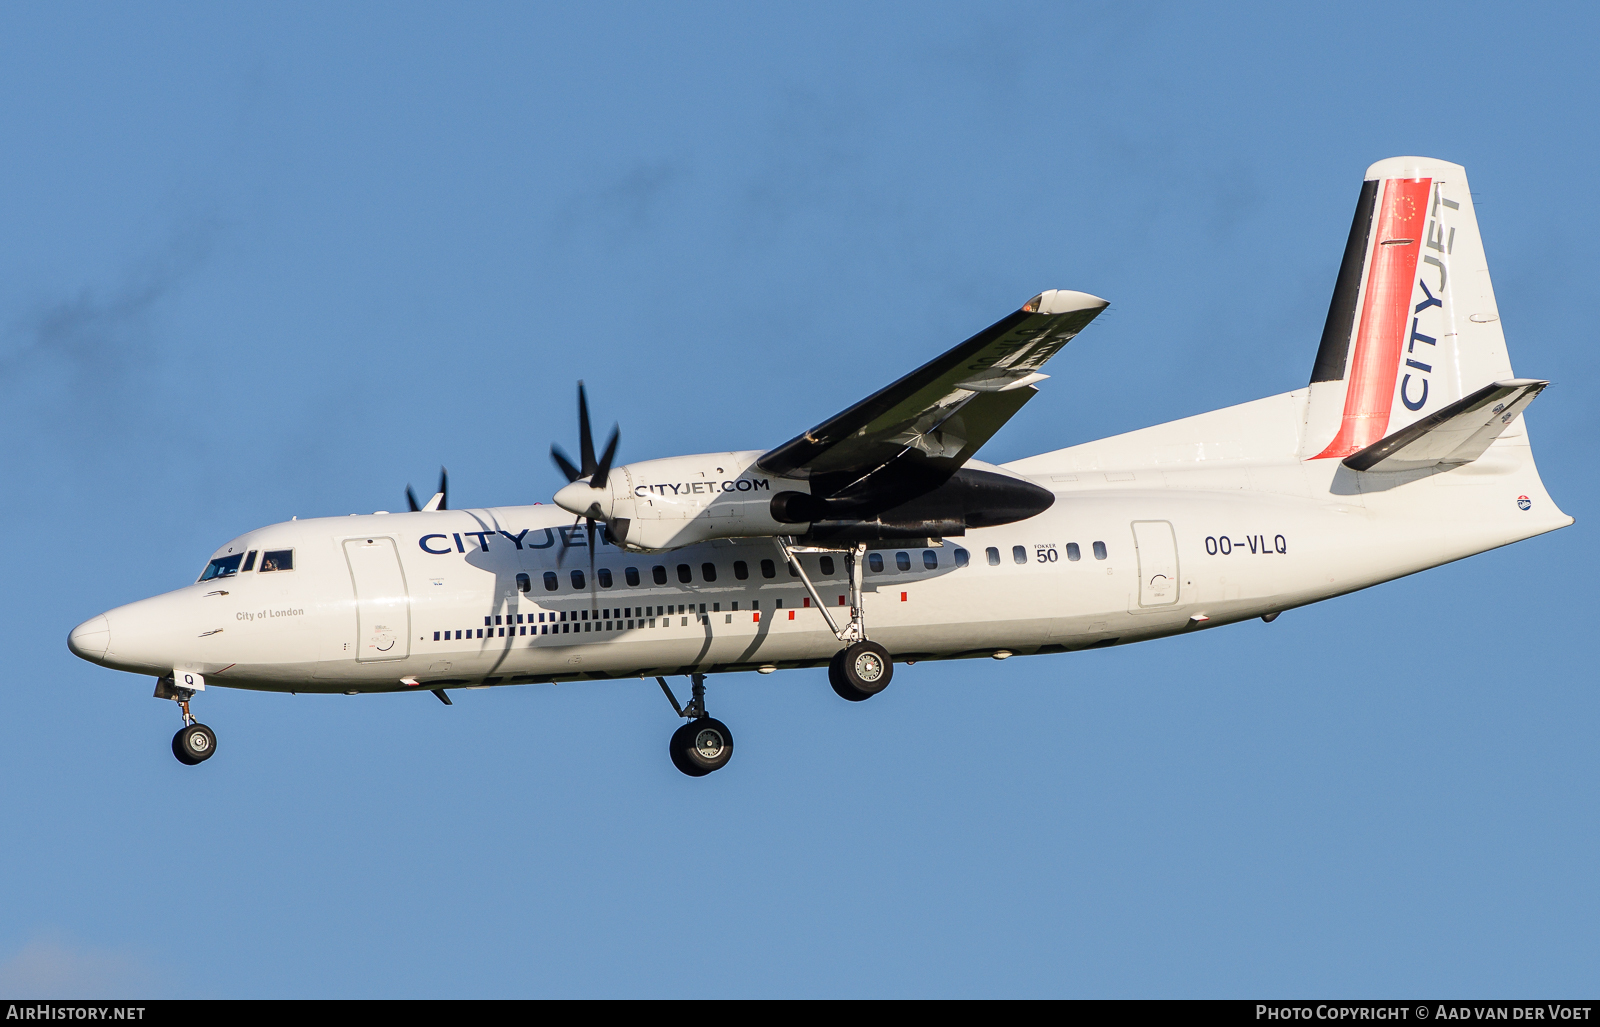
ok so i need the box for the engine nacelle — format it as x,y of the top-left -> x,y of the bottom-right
589,451 -> 813,553
797,464 -> 1054,544
556,451 -> 1053,553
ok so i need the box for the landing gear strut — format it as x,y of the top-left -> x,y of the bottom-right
775,538 -> 896,702
156,674 -> 217,766
658,674 -> 733,777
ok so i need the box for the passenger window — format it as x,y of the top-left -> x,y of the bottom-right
543,572 -> 558,591
1093,541 -> 1107,560
819,555 -> 835,576
895,552 -> 910,571
923,550 -> 937,569
1066,543 -> 1081,561
734,561 -> 749,580
787,560 -> 798,577
598,568 -> 613,588
258,549 -> 293,572
199,553 -> 244,582
654,566 -> 668,585
516,572 -> 531,593
626,567 -> 640,587
986,547 -> 1000,566
241,550 -> 257,572
868,553 -> 884,573
954,548 -> 969,568
701,562 -> 717,582
571,569 -> 585,589
760,559 -> 776,579
1013,545 -> 1027,565
677,564 -> 692,584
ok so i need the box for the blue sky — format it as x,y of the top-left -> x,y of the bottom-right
2,2 -> 1595,998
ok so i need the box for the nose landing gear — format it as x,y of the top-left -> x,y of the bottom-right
658,674 -> 733,777
156,674 -> 217,766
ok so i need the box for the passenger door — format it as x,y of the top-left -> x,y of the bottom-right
1131,521 -> 1179,608
343,537 -> 411,661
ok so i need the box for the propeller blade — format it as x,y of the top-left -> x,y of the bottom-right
551,446 -> 582,484
592,427 -> 620,490
406,485 -> 421,512
577,381 -> 596,477
586,517 -> 597,612
437,467 -> 448,511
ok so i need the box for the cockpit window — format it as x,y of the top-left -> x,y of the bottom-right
199,553 -> 244,582
258,549 -> 294,572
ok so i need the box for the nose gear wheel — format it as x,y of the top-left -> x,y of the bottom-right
172,722 -> 217,765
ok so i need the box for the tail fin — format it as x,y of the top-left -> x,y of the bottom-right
1302,157 -> 1513,459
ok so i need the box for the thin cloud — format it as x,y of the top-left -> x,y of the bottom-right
0,936 -> 165,998
0,217 -> 217,400
551,161 -> 680,246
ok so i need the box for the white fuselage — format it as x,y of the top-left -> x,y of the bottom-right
69,387 -> 1569,695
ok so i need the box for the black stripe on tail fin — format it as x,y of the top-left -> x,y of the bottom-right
1310,179 -> 1379,384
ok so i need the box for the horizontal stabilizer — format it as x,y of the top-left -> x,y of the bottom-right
1342,379 -> 1547,473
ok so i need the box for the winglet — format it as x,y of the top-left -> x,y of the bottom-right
1023,290 -> 1109,315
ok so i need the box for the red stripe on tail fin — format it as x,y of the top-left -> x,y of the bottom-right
1312,177 -> 1431,460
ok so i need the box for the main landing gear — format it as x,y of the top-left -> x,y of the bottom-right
658,674 -> 733,777
156,674 -> 217,766
775,538 -> 896,703
829,639 -> 893,702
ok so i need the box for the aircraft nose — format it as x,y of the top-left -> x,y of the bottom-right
67,614 -> 111,662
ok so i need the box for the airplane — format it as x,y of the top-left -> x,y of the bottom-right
67,156 -> 1570,776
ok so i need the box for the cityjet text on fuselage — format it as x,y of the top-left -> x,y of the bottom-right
418,528 -> 580,555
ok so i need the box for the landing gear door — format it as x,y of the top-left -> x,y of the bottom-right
343,537 -> 411,661
1131,520 -> 1180,608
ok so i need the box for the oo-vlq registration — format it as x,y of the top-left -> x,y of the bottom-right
69,157 -> 1571,776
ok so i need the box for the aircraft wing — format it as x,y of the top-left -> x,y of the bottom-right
757,290 -> 1108,502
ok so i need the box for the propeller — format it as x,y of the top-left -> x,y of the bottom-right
551,383 -> 619,495
406,467 -> 449,513
550,382 -> 619,613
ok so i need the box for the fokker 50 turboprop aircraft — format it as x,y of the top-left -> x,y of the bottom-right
69,156 -> 1570,775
